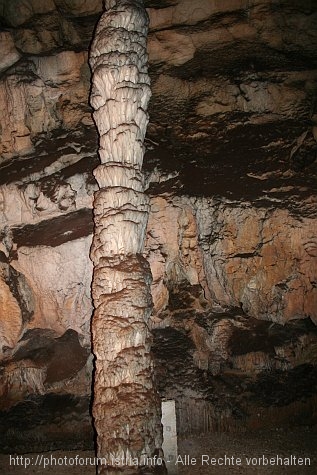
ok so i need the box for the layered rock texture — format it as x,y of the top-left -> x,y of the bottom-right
89,1 -> 162,472
0,0 -> 317,455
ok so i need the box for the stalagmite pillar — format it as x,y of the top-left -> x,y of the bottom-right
89,1 -> 163,474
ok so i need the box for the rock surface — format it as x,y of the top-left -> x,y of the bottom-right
0,0 -> 316,455
89,1 -> 163,472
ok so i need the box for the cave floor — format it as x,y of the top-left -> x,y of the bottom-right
1,427 -> 316,474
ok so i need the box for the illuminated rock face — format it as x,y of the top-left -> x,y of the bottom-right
89,1 -> 162,472
0,0 -> 316,456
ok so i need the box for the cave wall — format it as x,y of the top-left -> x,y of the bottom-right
0,0 -> 317,451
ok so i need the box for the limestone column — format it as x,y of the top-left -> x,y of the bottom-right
89,1 -> 163,473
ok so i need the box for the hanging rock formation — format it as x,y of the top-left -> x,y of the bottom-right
0,0 -> 316,457
89,1 -> 162,473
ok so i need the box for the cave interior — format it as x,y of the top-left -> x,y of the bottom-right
0,0 -> 317,472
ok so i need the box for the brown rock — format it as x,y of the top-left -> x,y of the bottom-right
54,0 -> 102,17
0,276 -> 22,353
0,32 -> 21,73
0,0 -> 55,27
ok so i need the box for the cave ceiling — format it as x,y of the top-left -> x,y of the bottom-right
1,0 -> 317,449
0,0 -> 316,209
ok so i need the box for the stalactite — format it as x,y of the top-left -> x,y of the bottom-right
89,1 -> 163,473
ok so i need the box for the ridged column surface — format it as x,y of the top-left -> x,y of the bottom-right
89,1 -> 163,474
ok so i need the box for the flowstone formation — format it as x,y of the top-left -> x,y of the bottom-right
89,1 -> 163,473
0,0 -> 316,457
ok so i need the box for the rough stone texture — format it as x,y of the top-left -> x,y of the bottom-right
152,282 -> 317,433
195,200 -> 317,323
0,31 -> 21,74
145,196 -> 207,315
0,50 -> 91,159
144,194 -> 317,325
0,0 -> 316,457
